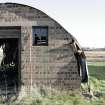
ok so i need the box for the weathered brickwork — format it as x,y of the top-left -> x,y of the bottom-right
0,3 -> 81,91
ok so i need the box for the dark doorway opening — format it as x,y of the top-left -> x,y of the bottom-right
0,38 -> 20,95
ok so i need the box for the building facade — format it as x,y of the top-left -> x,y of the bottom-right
0,3 -> 88,93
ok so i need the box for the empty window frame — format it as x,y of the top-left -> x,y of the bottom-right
32,26 -> 48,46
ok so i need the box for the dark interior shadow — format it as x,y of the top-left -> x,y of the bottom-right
0,38 -> 19,101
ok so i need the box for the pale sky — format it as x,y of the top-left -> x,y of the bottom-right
0,0 -> 105,48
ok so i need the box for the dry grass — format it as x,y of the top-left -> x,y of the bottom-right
85,51 -> 105,62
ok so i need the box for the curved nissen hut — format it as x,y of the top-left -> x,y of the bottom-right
0,3 -> 88,94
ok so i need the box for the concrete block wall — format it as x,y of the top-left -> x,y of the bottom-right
0,3 -> 81,91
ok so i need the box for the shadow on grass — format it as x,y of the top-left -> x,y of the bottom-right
88,65 -> 105,80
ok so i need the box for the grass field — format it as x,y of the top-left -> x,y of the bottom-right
84,51 -> 105,105
88,62 -> 105,104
